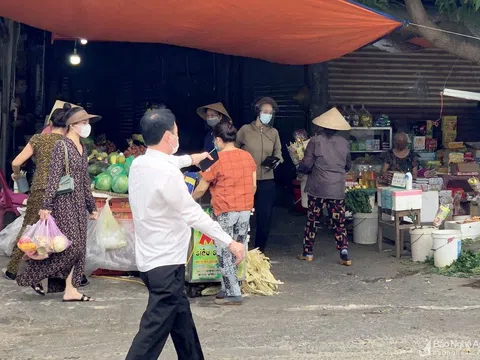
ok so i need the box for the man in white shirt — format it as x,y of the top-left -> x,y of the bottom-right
126,108 -> 245,360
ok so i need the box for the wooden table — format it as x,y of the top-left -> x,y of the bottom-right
377,207 -> 422,258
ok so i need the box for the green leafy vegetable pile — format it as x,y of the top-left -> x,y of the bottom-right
425,250 -> 480,278
345,189 -> 372,214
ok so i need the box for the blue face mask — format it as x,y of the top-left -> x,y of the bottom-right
259,113 -> 273,125
213,140 -> 220,152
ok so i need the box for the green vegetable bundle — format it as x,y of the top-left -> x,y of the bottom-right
345,189 -> 372,214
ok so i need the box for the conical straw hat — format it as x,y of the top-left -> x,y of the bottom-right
47,100 -> 101,125
197,102 -> 232,122
312,107 -> 351,131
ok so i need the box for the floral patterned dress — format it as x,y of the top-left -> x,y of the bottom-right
7,133 -> 64,275
17,138 -> 96,293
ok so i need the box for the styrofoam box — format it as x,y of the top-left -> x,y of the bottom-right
392,189 -> 423,211
444,221 -> 480,240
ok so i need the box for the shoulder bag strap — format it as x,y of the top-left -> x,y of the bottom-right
61,141 -> 70,176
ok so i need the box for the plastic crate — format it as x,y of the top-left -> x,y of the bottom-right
112,211 -> 133,220
110,198 -> 131,210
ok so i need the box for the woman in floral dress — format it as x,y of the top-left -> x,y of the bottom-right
4,107 -> 67,288
17,104 -> 101,302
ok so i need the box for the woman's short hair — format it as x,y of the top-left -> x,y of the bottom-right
214,120 -> 237,143
253,97 -> 278,115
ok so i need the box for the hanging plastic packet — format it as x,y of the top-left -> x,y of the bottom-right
348,105 -> 360,127
358,105 -> 373,127
468,177 -> 480,193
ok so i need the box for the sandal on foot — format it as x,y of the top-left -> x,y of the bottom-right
296,255 -> 313,262
62,294 -> 94,302
31,284 -> 46,296
340,259 -> 352,266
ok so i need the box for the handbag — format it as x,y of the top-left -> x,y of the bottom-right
56,141 -> 75,195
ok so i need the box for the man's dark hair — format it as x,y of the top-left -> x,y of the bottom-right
140,108 -> 176,146
214,120 -> 237,143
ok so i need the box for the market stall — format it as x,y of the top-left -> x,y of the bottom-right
288,104 -> 480,267
83,133 -> 249,294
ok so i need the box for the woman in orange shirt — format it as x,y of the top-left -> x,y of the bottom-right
193,121 -> 256,305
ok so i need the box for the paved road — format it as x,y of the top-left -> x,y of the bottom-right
1,209 -> 479,359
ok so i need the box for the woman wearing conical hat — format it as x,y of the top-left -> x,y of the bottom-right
197,102 -> 232,152
296,108 -> 353,266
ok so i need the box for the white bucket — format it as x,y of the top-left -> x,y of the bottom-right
432,230 -> 462,268
353,211 -> 378,245
409,226 -> 436,262
300,177 -> 308,208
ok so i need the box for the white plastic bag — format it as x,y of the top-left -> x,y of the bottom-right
0,214 -> 25,256
96,201 -> 128,250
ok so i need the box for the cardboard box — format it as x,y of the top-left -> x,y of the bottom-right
447,142 -> 465,150
413,136 -> 426,151
449,163 -> 480,175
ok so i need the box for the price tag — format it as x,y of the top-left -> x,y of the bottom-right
391,172 -> 406,188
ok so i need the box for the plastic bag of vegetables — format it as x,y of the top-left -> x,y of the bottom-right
95,201 -> 128,250
17,215 -> 71,260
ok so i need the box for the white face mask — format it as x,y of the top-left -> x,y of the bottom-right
259,113 -> 273,125
74,123 -> 92,138
169,132 -> 179,154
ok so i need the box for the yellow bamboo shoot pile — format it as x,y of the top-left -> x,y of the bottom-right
242,248 -> 283,296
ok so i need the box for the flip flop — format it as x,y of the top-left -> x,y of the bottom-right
31,284 -> 46,296
62,294 -> 94,302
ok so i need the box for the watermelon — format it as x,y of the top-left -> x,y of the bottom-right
107,164 -> 125,178
88,162 -> 108,176
111,174 -> 129,194
95,172 -> 113,191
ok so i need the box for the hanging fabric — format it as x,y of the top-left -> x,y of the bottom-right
1,0 -> 401,65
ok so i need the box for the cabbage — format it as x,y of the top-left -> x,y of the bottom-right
95,172 -> 113,191
107,164 -> 125,178
111,174 -> 129,194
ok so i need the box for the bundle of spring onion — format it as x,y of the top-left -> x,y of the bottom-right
241,249 -> 283,296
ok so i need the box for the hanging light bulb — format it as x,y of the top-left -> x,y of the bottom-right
80,38 -> 88,45
69,48 -> 81,66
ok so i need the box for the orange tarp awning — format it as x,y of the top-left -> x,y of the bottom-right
1,0 -> 402,64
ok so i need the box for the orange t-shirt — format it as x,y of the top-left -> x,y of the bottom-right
200,149 -> 256,216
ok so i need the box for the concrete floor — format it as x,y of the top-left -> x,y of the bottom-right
1,207 -> 480,360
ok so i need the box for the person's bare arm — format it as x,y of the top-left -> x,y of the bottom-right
252,171 -> 257,195
12,143 -> 34,179
381,163 -> 390,175
192,178 -> 211,200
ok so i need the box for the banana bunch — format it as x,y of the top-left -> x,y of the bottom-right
242,249 -> 283,296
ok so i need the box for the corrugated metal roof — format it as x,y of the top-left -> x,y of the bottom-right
328,47 -> 480,111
